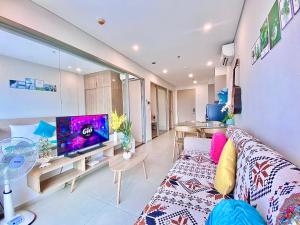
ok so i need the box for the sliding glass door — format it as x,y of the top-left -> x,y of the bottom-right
122,74 -> 146,146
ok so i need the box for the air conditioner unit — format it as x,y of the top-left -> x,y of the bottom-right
221,43 -> 235,66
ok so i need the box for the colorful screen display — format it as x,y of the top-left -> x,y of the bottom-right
56,115 -> 109,156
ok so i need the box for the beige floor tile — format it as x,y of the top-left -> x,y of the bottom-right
23,131 -> 175,225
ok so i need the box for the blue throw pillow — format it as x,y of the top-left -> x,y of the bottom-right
34,121 -> 56,138
206,200 -> 266,225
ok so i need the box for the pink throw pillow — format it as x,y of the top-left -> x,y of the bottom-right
210,132 -> 227,164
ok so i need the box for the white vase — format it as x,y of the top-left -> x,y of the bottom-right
113,131 -> 118,143
130,137 -> 136,154
123,151 -> 132,160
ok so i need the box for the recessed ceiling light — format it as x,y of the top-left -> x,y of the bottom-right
98,18 -> 106,26
76,68 -> 81,72
193,80 -> 198,84
207,61 -> 213,66
68,66 -> 72,69
203,23 -> 213,32
188,73 -> 194,78
132,44 -> 139,51
163,69 -> 168,74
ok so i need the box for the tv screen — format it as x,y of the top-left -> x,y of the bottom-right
56,114 -> 109,156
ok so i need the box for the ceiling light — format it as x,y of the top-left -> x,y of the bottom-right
68,66 -> 72,69
203,23 -> 213,32
207,61 -> 213,66
132,44 -> 139,51
163,69 -> 168,74
76,68 -> 81,72
188,73 -> 194,78
193,80 -> 198,84
98,18 -> 106,26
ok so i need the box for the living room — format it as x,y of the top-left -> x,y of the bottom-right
0,0 -> 299,225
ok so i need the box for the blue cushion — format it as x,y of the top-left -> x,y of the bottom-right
34,121 -> 56,138
206,200 -> 266,225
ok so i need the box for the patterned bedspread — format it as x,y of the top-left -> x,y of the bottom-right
135,151 -> 232,225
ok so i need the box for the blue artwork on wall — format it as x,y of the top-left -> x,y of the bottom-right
9,78 -> 56,92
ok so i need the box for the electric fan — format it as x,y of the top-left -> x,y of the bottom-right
0,138 -> 38,225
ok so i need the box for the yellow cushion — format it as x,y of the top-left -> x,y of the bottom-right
214,139 -> 237,195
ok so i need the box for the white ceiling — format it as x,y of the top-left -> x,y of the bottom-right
32,0 -> 244,87
0,28 -> 108,75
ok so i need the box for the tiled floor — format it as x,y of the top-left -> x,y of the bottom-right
26,131 -> 175,225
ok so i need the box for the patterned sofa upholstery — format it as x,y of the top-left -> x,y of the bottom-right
227,127 -> 300,225
135,127 -> 300,225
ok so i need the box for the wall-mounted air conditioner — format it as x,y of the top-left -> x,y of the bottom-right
221,43 -> 235,66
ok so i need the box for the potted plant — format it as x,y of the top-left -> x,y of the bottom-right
36,137 -> 54,168
223,112 -> 235,125
120,119 -> 133,160
111,110 -> 126,143
221,102 -> 235,126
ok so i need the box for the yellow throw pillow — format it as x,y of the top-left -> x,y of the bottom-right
214,139 -> 237,195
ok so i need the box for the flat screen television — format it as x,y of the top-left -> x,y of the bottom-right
56,114 -> 109,156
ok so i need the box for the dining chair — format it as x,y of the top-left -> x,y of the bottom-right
202,127 -> 227,138
173,126 -> 200,161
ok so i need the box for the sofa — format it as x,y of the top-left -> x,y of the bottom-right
135,127 -> 300,225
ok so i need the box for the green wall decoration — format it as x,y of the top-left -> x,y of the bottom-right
251,0 -> 298,65
279,0 -> 293,29
268,0 -> 282,49
260,18 -> 270,58
293,0 -> 300,14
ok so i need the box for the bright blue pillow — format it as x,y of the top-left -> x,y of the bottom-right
34,121 -> 56,138
206,200 -> 266,225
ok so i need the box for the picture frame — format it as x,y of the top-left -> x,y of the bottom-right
268,0 -> 282,49
260,18 -> 270,58
35,79 -> 44,91
279,0 -> 293,29
292,0 -> 300,14
255,38 -> 261,61
251,44 -> 256,65
25,78 -> 35,90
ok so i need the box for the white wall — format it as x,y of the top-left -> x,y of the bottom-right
129,80 -> 143,143
0,0 -> 175,142
157,88 -> 167,130
195,84 -> 208,121
214,75 -> 226,100
0,55 -> 85,119
233,0 -> 300,166
150,83 -> 157,121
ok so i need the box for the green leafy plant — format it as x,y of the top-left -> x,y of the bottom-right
222,112 -> 234,123
37,137 -> 53,158
283,0 -> 291,16
120,119 -> 132,152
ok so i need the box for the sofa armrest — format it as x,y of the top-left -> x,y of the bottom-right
184,137 -> 211,153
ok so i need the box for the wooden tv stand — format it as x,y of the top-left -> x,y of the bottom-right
27,141 -> 121,193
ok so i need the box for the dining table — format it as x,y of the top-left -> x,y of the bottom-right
175,121 -> 227,137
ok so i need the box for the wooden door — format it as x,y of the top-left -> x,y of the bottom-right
84,75 -> 98,90
85,89 -> 97,115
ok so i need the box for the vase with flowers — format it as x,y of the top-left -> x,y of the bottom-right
120,119 -> 133,160
111,110 -> 126,143
221,102 -> 235,126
